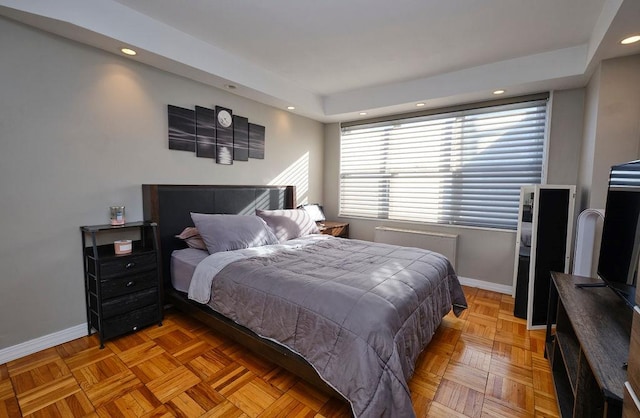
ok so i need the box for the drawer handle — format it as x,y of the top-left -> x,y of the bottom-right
126,281 -> 135,287
125,262 -> 136,269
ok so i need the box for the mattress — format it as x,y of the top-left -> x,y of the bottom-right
170,248 -> 208,293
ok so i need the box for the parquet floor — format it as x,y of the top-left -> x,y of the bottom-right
0,286 -> 559,417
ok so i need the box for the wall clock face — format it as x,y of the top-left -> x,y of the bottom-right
217,109 -> 232,128
215,106 -> 233,165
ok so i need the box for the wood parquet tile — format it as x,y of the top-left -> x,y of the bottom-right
432,379 -> 484,417
0,286 -> 559,417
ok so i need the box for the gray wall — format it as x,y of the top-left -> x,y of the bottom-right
323,89 -> 586,287
0,18 -> 324,349
576,55 -> 640,276
579,66 -> 601,210
547,89 -> 585,187
579,55 -> 640,210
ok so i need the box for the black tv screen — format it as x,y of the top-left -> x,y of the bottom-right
596,163 -> 640,307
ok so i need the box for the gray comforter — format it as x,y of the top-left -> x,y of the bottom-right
195,236 -> 467,417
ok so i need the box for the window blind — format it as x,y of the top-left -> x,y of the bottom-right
339,99 -> 548,229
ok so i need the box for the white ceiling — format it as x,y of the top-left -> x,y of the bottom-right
1,0 -> 639,122
114,0 -> 606,96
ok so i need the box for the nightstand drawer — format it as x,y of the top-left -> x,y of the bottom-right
98,270 -> 158,299
100,252 -> 156,278
102,304 -> 160,340
100,287 -> 159,318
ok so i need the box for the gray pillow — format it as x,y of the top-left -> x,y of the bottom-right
256,209 -> 320,243
190,213 -> 278,254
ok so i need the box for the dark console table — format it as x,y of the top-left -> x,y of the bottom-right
546,272 -> 632,418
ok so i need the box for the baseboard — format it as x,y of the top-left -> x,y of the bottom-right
0,323 -> 86,365
458,276 -> 512,295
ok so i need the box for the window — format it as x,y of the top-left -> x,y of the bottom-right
339,97 -> 548,230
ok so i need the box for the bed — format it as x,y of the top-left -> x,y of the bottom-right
142,184 -> 467,417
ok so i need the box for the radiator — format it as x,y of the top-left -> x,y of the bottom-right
374,226 -> 458,269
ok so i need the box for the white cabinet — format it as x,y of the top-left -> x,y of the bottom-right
512,185 -> 576,329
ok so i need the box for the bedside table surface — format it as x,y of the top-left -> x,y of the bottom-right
81,221 -> 156,232
318,221 -> 348,228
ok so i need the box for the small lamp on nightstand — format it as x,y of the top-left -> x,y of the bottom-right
298,203 -> 326,224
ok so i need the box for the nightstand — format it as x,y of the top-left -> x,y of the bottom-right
80,221 -> 163,348
318,221 -> 349,238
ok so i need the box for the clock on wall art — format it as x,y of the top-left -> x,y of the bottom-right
167,103 -> 265,165
215,106 -> 233,165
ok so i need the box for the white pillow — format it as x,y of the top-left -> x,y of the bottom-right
256,209 -> 320,242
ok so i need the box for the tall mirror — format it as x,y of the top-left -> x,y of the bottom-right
513,186 -> 534,319
512,185 -> 575,329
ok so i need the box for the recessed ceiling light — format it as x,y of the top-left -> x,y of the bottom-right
493,89 -> 505,95
621,35 -> 640,45
287,106 -> 295,110
416,103 -> 425,107
359,112 -> 367,116
120,48 -> 137,56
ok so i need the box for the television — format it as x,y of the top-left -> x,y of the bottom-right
596,160 -> 640,307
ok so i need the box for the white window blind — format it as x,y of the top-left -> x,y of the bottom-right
339,98 -> 547,229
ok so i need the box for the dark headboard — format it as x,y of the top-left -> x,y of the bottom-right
142,184 -> 296,289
